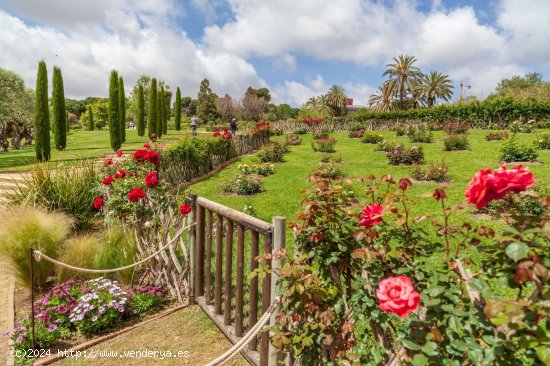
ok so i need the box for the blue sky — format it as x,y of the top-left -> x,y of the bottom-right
0,0 -> 548,106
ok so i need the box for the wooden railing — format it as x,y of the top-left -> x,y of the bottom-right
189,196 -> 285,366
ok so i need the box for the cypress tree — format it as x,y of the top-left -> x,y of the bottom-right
34,60 -> 50,161
66,111 -> 70,133
163,91 -> 168,135
119,76 -> 126,143
87,106 -> 94,131
147,78 -> 157,138
156,88 -> 163,138
136,84 -> 145,136
174,87 -> 181,131
108,70 -> 121,151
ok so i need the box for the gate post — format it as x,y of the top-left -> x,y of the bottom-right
269,216 -> 285,366
188,195 -> 197,304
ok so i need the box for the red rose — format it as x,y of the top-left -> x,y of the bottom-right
102,176 -> 114,185
103,158 -> 113,166
376,276 -> 421,318
93,197 -> 104,210
133,149 -> 148,162
128,188 -> 146,203
129,172 -> 137,177
151,133 -> 157,141
144,142 -> 151,149
359,203 -> 384,228
492,163 -> 534,195
146,150 -> 160,165
179,203 -> 192,216
213,131 -> 221,137
145,171 -> 159,188
116,149 -> 123,157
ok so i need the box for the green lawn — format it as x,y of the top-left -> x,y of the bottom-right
189,129 -> 550,257
0,129 -> 185,171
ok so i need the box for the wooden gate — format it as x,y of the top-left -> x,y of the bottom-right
189,196 -> 285,366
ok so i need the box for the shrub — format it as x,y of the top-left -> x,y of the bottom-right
443,121 -> 469,134
374,139 -> 397,152
386,144 -> 424,165
480,181 -> 550,217
6,161 -> 98,229
128,285 -> 166,316
395,126 -> 407,136
293,127 -> 308,135
408,125 -> 433,143
347,129 -> 365,138
320,154 -> 344,164
443,134 -> 470,151
361,133 -> 384,144
95,227 -> 136,284
0,207 -> 73,288
499,137 -> 539,162
485,131 -> 509,141
411,160 -> 450,182
314,162 -> 343,179
285,134 -> 302,145
313,131 -> 330,140
312,137 -> 337,153
536,132 -> 550,149
257,142 -> 288,163
57,234 -> 98,282
219,174 -> 263,195
238,163 -> 275,176
509,119 -> 535,133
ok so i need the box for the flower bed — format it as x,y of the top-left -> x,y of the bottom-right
312,138 -> 337,153
386,144 -> 424,165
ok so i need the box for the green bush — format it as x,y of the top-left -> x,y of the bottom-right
386,144 -> 424,165
312,138 -> 337,153
57,234 -> 98,282
348,129 -> 365,138
408,126 -> 433,143
0,207 -> 73,288
361,133 -> 384,144
395,126 -> 407,136
219,174 -> 263,195
374,139 -> 397,152
258,142 -> 288,162
499,137 -> 539,162
536,132 -> 550,149
6,161 -> 98,229
285,134 -> 302,145
348,124 -> 366,132
509,120 -> 535,133
485,131 -> 509,141
443,134 -> 470,151
320,154 -> 344,164
411,160 -> 450,182
238,163 -> 275,176
95,226 -> 136,284
314,162 -> 343,179
313,131 -> 330,140
293,127 -> 308,135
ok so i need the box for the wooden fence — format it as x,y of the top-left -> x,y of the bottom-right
189,196 -> 285,366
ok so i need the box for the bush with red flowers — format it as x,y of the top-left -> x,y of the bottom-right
270,167 -> 549,365
212,128 -> 233,141
254,120 -> 271,137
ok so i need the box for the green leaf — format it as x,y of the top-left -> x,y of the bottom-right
412,354 -> 429,366
421,342 -> 438,356
401,339 -> 422,351
537,347 -> 550,366
505,242 -> 529,262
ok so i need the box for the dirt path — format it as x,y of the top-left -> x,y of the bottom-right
0,173 -> 27,205
0,258 -> 14,364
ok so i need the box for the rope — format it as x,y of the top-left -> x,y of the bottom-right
33,223 -> 195,274
204,296 -> 281,366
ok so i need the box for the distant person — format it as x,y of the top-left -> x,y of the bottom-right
230,117 -> 237,136
190,115 -> 198,136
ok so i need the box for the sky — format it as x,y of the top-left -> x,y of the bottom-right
0,0 -> 549,107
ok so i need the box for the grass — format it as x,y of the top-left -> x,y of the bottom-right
0,129 -> 184,171
188,129 -> 550,254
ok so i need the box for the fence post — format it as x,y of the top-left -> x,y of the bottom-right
188,195 -> 197,304
268,216 -> 285,366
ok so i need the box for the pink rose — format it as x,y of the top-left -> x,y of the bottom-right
376,276 -> 421,318
359,203 -> 384,228
492,163 -> 534,195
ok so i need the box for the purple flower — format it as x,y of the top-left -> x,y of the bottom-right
15,332 -> 27,344
47,324 -> 58,332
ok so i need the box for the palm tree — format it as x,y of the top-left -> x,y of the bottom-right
325,84 -> 347,116
368,82 -> 394,112
418,71 -> 453,107
382,54 -> 423,109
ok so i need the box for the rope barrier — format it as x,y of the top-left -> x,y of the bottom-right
33,222 -> 195,274
204,296 -> 281,366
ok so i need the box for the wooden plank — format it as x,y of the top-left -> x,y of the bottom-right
235,224 -> 245,337
248,231 -> 259,351
205,209 -> 213,304
215,214 -> 223,314
260,232 -> 273,366
195,204 -> 205,297
268,217 -> 286,366
197,197 -> 272,234
224,219 -> 234,325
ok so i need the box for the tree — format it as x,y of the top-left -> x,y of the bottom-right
147,78 -> 157,138
196,78 -> 218,122
52,66 -> 67,150
382,54 -> 423,109
181,96 -> 196,116
136,84 -> 145,136
325,84 -> 347,116
34,60 -> 50,161
118,76 -> 126,143
245,86 -> 271,102
87,106 -> 94,131
163,88 -> 171,135
216,93 -> 236,122
490,72 -> 550,102
174,87 -> 181,130
108,70 -> 121,151
241,92 -> 269,121
418,71 -> 453,107
130,75 -> 170,123
157,86 -> 164,138
275,104 -> 298,120
368,82 -> 394,112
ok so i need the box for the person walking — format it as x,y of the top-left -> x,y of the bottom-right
190,115 -> 198,136
230,117 -> 237,136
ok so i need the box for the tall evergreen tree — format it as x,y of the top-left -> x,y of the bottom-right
196,78 -> 218,122
108,70 -> 121,151
87,106 -> 94,131
136,84 -> 145,136
174,87 -> 181,131
156,88 -> 163,138
163,89 -> 169,135
34,60 -> 50,161
52,67 -> 69,150
147,78 -> 157,138
118,76 -> 126,143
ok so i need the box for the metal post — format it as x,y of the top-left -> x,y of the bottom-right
188,195 -> 197,304
29,248 -> 36,350
268,217 -> 286,366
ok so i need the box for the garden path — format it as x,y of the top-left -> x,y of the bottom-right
0,257 -> 13,363
0,172 -> 27,205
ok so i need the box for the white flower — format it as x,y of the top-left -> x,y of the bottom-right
144,221 -> 151,228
